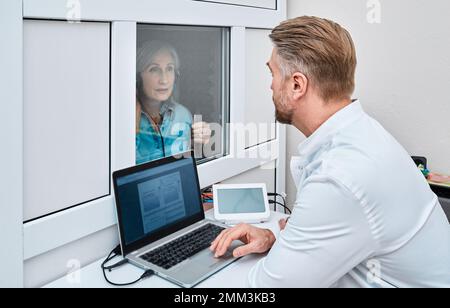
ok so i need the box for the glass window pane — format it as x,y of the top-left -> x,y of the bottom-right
136,24 -> 230,165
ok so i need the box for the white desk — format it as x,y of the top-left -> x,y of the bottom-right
45,210 -> 288,288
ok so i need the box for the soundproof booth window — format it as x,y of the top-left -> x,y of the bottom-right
136,24 -> 230,165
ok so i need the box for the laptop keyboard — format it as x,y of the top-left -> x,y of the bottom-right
140,223 -> 225,270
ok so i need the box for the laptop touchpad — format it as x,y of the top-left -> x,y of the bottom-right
196,240 -> 243,266
172,240 -> 243,281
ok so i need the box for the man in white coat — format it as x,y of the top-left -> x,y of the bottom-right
210,16 -> 450,287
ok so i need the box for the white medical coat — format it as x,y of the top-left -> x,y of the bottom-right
248,101 -> 450,288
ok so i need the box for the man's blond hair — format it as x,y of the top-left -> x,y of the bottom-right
270,16 -> 357,102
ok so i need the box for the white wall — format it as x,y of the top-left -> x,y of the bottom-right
285,0 -> 450,206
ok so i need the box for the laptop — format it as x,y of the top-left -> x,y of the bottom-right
112,151 -> 243,288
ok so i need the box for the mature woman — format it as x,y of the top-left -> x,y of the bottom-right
136,40 -> 210,164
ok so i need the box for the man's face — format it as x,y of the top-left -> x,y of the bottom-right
267,49 -> 294,125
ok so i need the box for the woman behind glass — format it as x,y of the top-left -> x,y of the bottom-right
136,41 -> 210,164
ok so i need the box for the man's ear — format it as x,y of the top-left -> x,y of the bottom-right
291,72 -> 308,100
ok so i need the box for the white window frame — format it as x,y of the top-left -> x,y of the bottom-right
0,0 -> 24,288
13,0 -> 287,273
195,0 -> 277,10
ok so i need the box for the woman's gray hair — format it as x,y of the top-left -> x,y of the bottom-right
136,40 -> 180,76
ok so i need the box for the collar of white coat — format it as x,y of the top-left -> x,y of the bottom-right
297,100 -> 364,160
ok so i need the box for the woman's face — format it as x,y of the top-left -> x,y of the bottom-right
141,50 -> 176,103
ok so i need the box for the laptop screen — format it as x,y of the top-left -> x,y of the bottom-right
113,154 -> 204,253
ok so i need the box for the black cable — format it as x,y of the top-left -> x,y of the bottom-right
103,259 -> 128,271
268,193 -> 287,205
158,131 -> 166,157
101,246 -> 155,287
102,266 -> 154,287
267,193 -> 289,214
153,124 -> 166,157
268,200 -> 292,215
269,195 -> 277,212
112,245 -> 122,255
277,201 -> 291,215
202,186 -> 213,193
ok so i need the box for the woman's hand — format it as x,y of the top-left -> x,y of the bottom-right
192,121 -> 212,144
210,224 -> 276,258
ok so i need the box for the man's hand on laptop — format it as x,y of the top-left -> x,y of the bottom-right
210,224 -> 276,258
